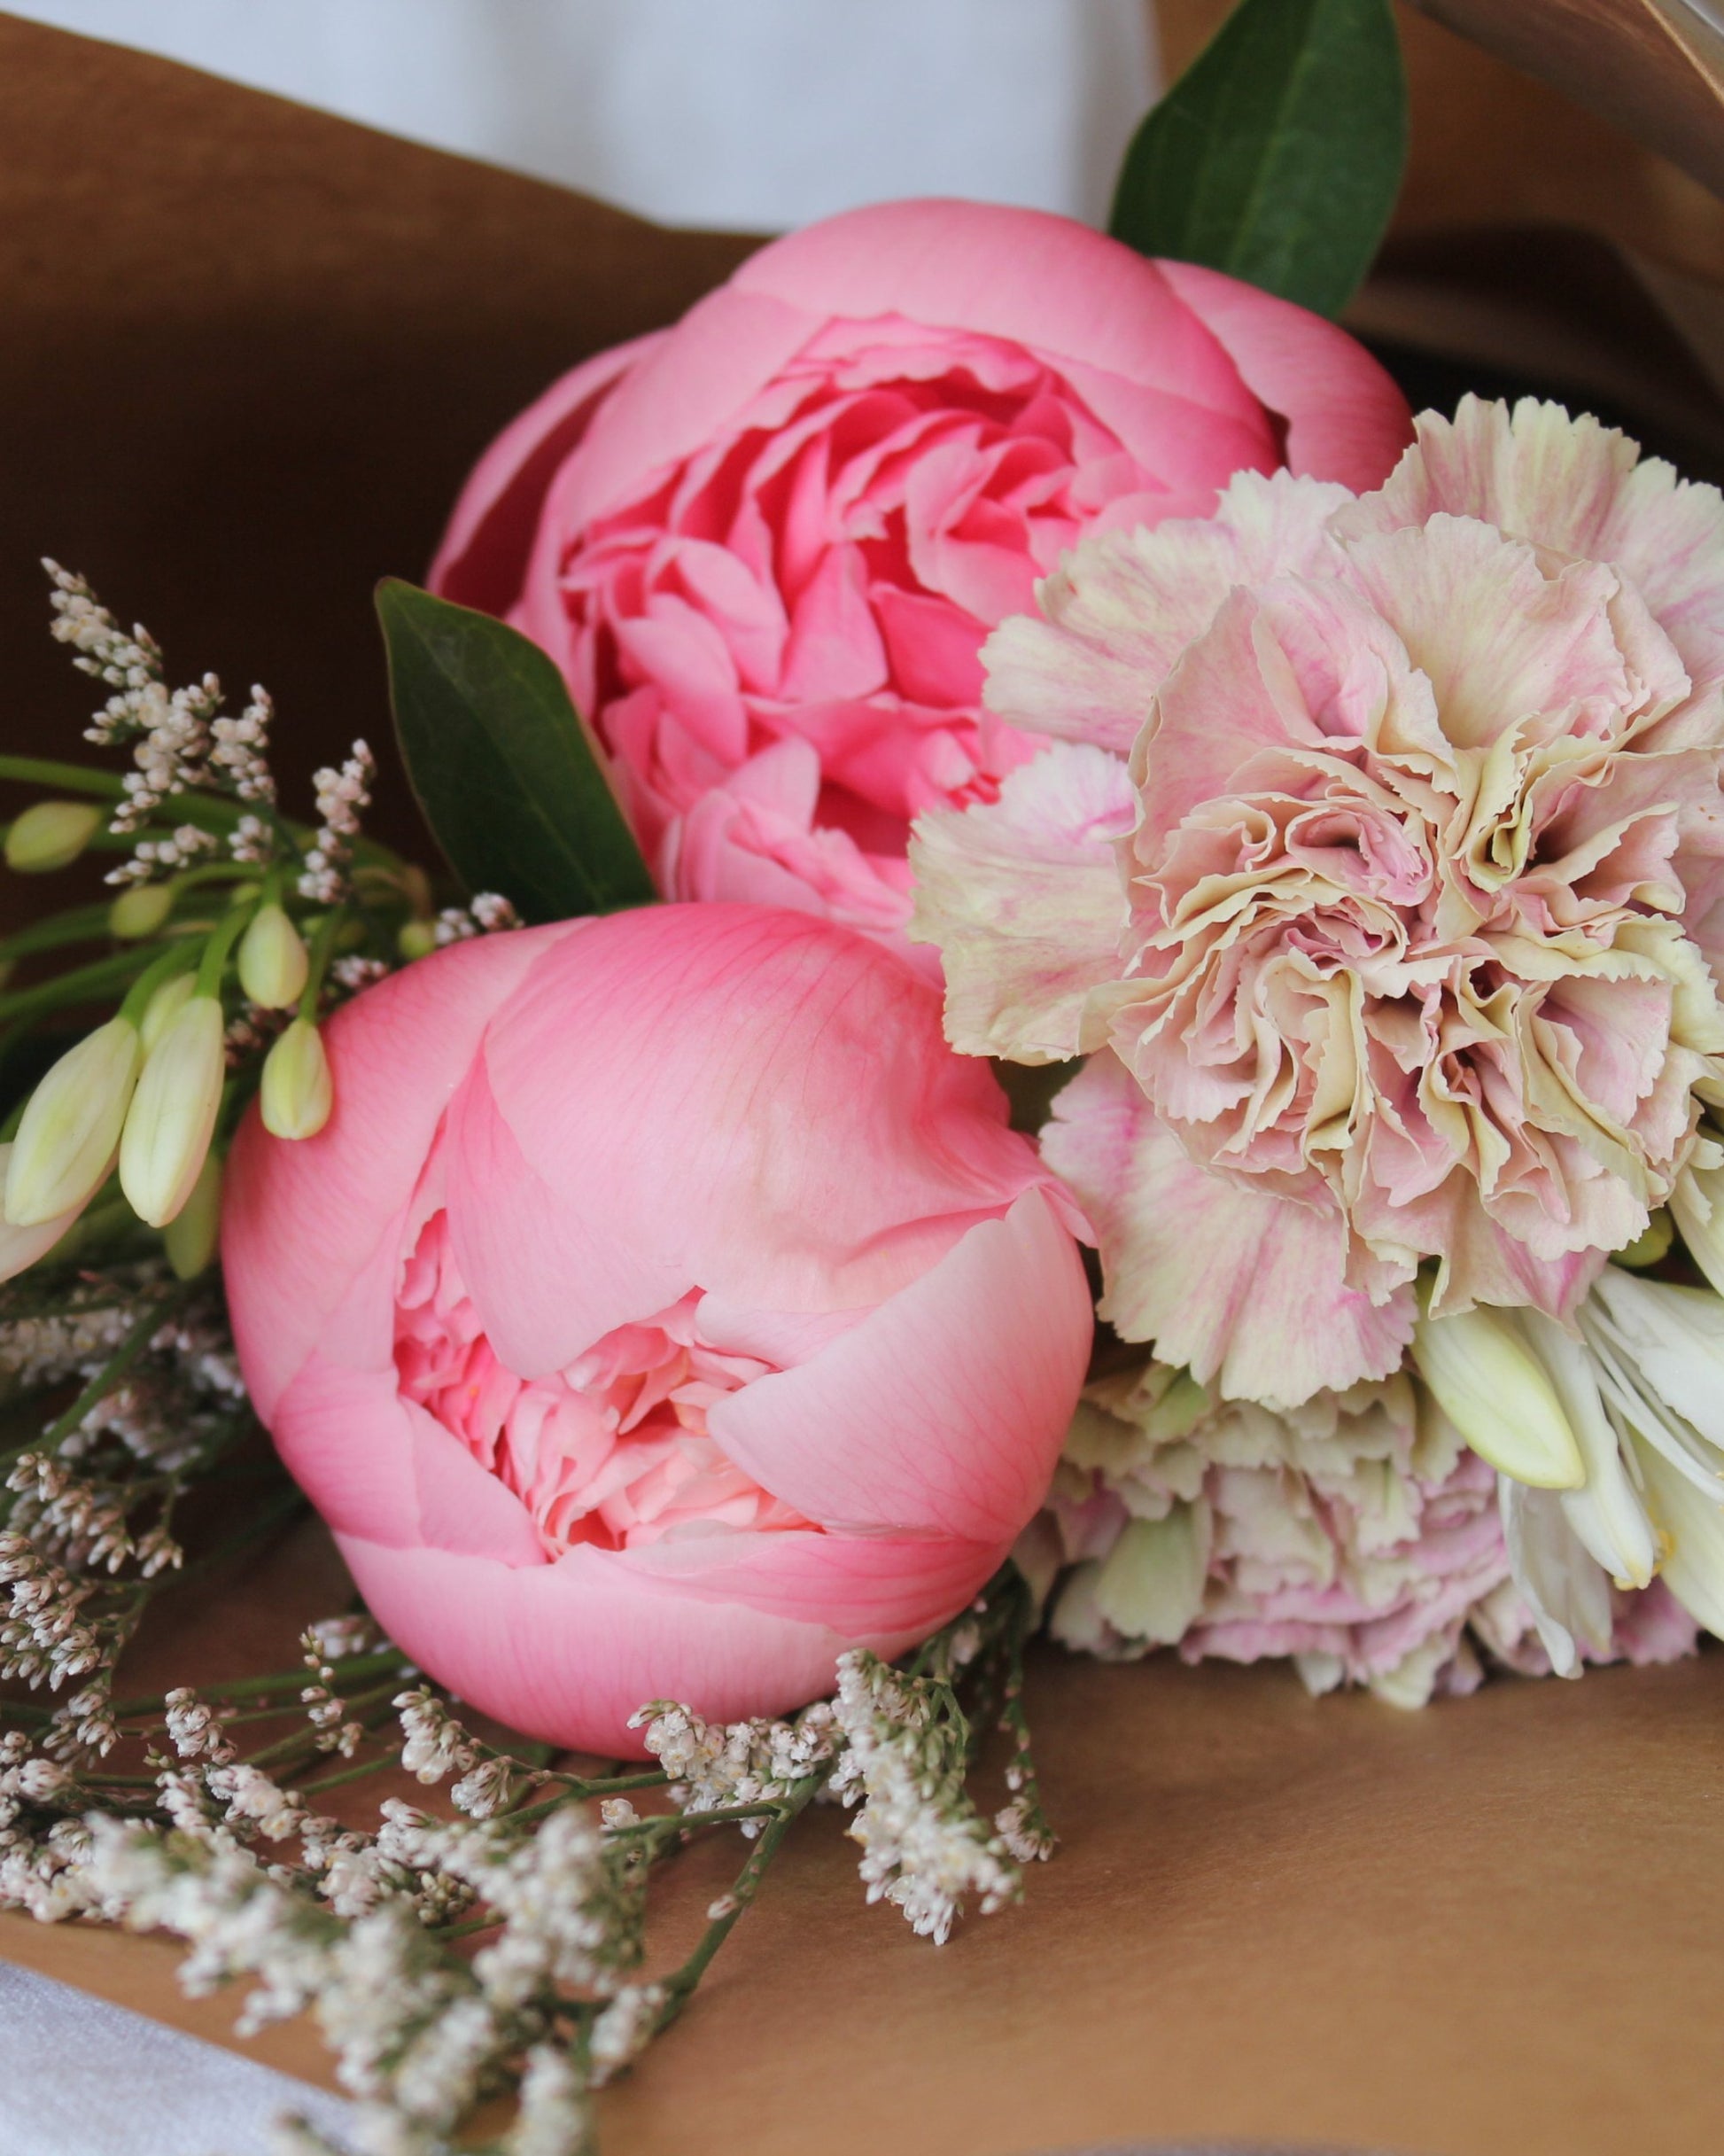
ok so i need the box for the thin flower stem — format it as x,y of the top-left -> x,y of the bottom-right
107,1648 -> 409,1718
654,1779 -> 821,2029
0,755 -> 123,798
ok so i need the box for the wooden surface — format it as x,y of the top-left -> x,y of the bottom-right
5,1515 -> 1724,2156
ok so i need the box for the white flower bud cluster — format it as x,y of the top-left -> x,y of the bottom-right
828,1649 -> 1021,1945
432,891 -> 523,946
299,741 -> 375,904
210,687 -> 277,805
632,1697 -> 840,1832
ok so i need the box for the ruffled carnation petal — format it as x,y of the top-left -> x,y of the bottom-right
908,743 -> 1134,1062
1042,1053 -> 1416,1408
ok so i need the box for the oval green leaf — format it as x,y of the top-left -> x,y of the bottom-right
1109,0 -> 1407,320
377,579 -> 656,924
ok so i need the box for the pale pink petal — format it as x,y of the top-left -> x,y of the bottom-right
1155,258 -> 1414,491
1042,1053 -> 1417,1408
982,469 -> 1352,754
908,743 -> 1133,1061
1342,518 -> 1651,751
707,1191 -> 1091,1542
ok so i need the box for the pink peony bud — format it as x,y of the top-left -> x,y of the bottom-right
221,905 -> 1093,1754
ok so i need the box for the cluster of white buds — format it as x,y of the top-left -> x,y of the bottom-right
828,1650 -> 1021,1945
393,1688 -> 479,1786
105,820 -> 219,887
210,687 -> 277,804
0,1532 -> 103,1689
299,1630 -> 365,1759
299,741 -> 374,904
632,1697 -> 840,1831
430,891 -> 522,946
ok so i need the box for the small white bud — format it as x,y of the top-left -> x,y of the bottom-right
260,1018 -> 332,1140
0,1142 -> 85,1282
4,1017 -> 139,1226
108,882 -> 174,940
237,903 -> 309,1009
4,800 -> 101,873
139,972 -> 196,1055
161,1145 -> 221,1279
1411,1299 -> 1584,1490
119,994 -> 226,1226
397,918 -> 437,961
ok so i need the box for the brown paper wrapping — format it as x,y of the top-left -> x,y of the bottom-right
2,11 -> 1723,2152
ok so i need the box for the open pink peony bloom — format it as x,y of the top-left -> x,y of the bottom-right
221,905 -> 1092,1754
432,199 -> 1410,964
912,399 -> 1724,1405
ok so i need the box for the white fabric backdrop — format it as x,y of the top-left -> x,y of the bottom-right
1,0 -> 1159,229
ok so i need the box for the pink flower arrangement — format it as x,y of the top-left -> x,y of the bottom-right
432,198 -> 1411,962
221,905 -> 1092,1753
913,398 -> 1724,1405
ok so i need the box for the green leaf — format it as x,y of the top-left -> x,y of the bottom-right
377,580 -> 656,925
1109,0 -> 1406,319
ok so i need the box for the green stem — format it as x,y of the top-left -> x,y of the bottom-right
0,946 -> 159,1026
108,1648 -> 409,1719
195,902 -> 253,1000
0,905 -> 117,962
0,756 -> 123,799
297,907 -> 345,1020
117,938 -> 200,1028
654,1782 -> 820,2030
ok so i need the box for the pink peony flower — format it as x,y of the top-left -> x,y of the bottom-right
221,905 -> 1092,1754
1040,1354 -> 1695,1703
431,199 -> 1411,964
912,399 -> 1724,1405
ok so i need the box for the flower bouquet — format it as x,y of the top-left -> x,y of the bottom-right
3,4 -> 1723,2152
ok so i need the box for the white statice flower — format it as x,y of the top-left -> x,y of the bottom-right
299,741 -> 375,903
829,1651 -> 1019,1945
161,1687 -> 235,1763
205,1762 -> 306,1843
455,1804 -> 642,2007
633,1698 -> 839,1830
587,1981 -> 667,2085
1044,1353 -> 1689,1707
508,2043 -> 593,2156
431,892 -> 524,946
393,1688 -> 479,1786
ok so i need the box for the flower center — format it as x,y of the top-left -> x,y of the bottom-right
394,1210 -> 812,1556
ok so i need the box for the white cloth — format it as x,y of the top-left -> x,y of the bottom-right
0,1959 -> 353,2155
0,0 -> 1158,230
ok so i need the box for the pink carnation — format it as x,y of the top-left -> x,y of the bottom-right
1039,1355 -> 1696,1703
433,199 -> 1410,964
913,399 -> 1724,1404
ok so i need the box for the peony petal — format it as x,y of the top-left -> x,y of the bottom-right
733,199 -> 1272,433
429,334 -> 663,612
464,906 -> 1064,1331
1042,1052 -> 1417,1408
338,1521 -> 1001,1755
1155,258 -> 1414,491
221,923 -> 578,1421
909,743 -> 1134,1062
707,1190 -> 1091,1543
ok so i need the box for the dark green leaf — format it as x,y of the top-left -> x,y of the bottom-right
377,580 -> 656,924
1109,0 -> 1406,319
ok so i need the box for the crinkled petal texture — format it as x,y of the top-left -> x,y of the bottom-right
431,199 -> 1410,963
916,400 -> 1724,1406
222,905 -> 1092,1754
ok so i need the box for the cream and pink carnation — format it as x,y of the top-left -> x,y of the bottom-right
914,398 -> 1724,1404
1037,1356 -> 1696,1704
